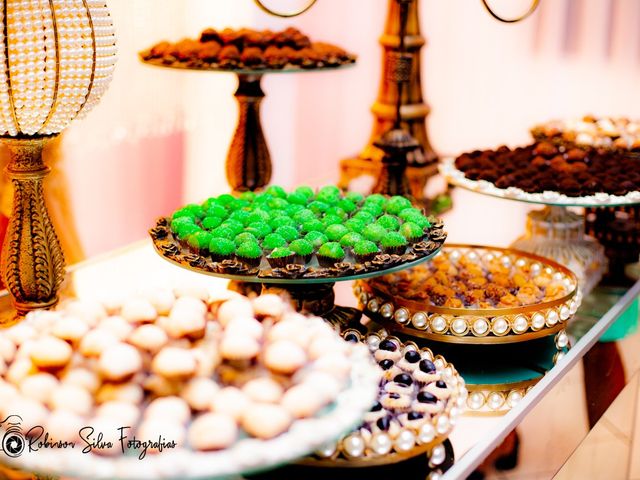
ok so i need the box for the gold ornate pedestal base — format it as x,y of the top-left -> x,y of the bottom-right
0,136 -> 65,318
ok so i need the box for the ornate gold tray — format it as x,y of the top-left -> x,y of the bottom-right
300,331 -> 466,469
356,245 -> 580,344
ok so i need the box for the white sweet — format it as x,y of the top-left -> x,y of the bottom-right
79,329 -> 119,357
263,340 -> 307,374
241,403 -> 292,439
127,324 -> 168,353
140,287 -> 175,315
210,387 -> 250,421
50,384 -> 94,416
216,298 -> 253,327
19,372 -> 59,403
220,334 -> 260,361
98,343 -> 143,381
99,316 -> 134,340
96,383 -> 144,405
252,294 -> 284,318
45,410 -> 84,443
188,413 -> 237,451
281,384 -> 326,418
6,358 -> 35,385
137,419 -> 185,452
152,347 -> 196,378
61,368 -> 101,394
30,336 -> 72,369
182,377 -> 220,411
0,336 -> 16,363
224,317 -> 263,340
145,396 -> 190,424
120,298 -> 157,323
51,317 -> 90,343
96,401 -> 141,426
242,378 -> 284,404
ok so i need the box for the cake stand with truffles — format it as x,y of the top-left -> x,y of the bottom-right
295,330 -> 466,474
0,288 -> 381,479
150,187 -> 447,328
438,143 -> 640,293
140,27 -> 356,192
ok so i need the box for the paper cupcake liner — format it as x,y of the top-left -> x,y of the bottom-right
267,254 -> 296,268
382,245 -> 407,256
354,252 -> 378,263
210,253 -> 233,263
236,255 -> 262,267
294,253 -> 313,265
317,254 -> 344,268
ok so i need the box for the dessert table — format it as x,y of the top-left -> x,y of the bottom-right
2,230 -> 635,479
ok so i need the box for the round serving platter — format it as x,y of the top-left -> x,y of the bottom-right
299,330 -> 466,471
356,245 -> 580,345
439,157 -> 640,208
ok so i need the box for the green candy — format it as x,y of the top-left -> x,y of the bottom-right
263,233 -> 287,250
295,186 -> 315,199
402,211 -> 431,228
325,206 -> 347,220
305,231 -> 328,248
204,203 -> 227,219
269,247 -> 294,259
325,224 -> 349,241
302,219 -> 324,233
175,222 -> 201,239
208,237 -> 235,255
247,209 -> 271,224
289,239 -> 313,256
337,199 -> 356,214
236,241 -> 262,259
238,191 -> 256,202
308,201 -> 329,214
265,185 -> 287,199
268,197 -> 289,210
318,185 -> 340,197
210,226 -> 235,240
287,192 -> 308,206
322,214 -> 343,227
216,194 -> 236,206
246,222 -> 272,239
316,191 -> 339,205
344,218 -> 365,233
269,216 -> 297,230
187,231 -> 213,250
340,232 -> 363,247
398,208 -> 424,221
285,204 -> 305,216
221,220 -> 244,235
234,232 -> 257,246
201,216 -> 223,230
362,224 -> 387,242
171,216 -> 195,232
172,205 -> 202,220
361,203 -> 383,217
228,199 -> 250,211
293,209 -> 316,223
381,232 -> 408,248
229,210 -> 251,226
385,195 -> 413,215
364,193 -> 386,206
376,214 -> 400,231
275,225 -> 299,242
400,221 -> 423,240
353,240 -> 379,256
317,242 -> 345,260
353,211 -> 376,224
345,191 -> 364,204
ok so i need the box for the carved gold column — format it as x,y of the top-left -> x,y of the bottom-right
340,0 -> 439,201
0,137 -> 65,314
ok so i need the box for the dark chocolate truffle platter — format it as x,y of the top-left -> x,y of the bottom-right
298,330 -> 466,471
355,245 -> 579,347
140,27 -> 356,192
150,186 -> 446,325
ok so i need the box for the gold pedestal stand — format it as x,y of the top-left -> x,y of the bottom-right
0,136 -> 65,321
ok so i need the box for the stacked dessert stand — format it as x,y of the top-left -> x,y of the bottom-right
356,245 -> 581,415
139,58 -> 354,192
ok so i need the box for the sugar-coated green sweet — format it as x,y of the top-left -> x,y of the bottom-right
175,222 -> 201,239
295,186 -> 315,200
317,242 -> 345,260
234,232 -> 257,246
172,205 -> 201,220
252,193 -> 272,206
209,237 -> 235,255
308,201 -> 329,214
187,231 -> 213,249
268,197 -> 288,210
171,216 -> 195,232
221,220 -> 244,236
275,225 -> 299,242
398,207 -> 423,220
305,231 -> 328,248
340,232 -> 363,247
302,219 -> 324,233
362,224 -> 387,242
216,194 -> 236,206
319,185 -> 340,197
289,239 -> 313,256
269,247 -> 294,259
400,221 -> 423,240
285,204 -> 305,216
201,216 -> 223,230
322,214 -> 343,227
385,196 -> 413,215
353,240 -> 380,256
265,185 -> 287,199
263,233 -> 287,250
236,241 -> 262,259
293,209 -> 316,223
247,209 -> 271,224
381,232 -> 408,248
337,199 -> 356,214
269,216 -> 297,230
401,210 -> 431,228
345,191 -> 364,204
316,190 -> 339,205
229,210 -> 251,226
238,191 -> 256,202
344,218 -> 365,233
353,211 -> 375,224
325,206 -> 347,220
361,203 -> 383,217
325,224 -> 349,241
228,199 -> 250,211
287,192 -> 308,206
202,197 -> 217,211
246,222 -> 272,239
376,214 -> 400,231
364,194 -> 386,206
211,226 -> 235,240
204,203 -> 227,219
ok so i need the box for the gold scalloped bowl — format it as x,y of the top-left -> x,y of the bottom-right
355,245 -> 581,344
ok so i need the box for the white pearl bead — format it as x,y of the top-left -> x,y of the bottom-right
394,429 -> 416,452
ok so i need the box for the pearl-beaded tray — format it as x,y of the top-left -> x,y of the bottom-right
356,245 -> 581,344
301,332 -> 466,468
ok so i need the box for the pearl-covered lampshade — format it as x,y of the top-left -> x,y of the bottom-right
0,0 -> 117,136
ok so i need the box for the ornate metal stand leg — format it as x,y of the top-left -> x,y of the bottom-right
261,282 -> 362,330
226,74 -> 272,192
511,206 -> 607,294
0,136 -> 65,319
